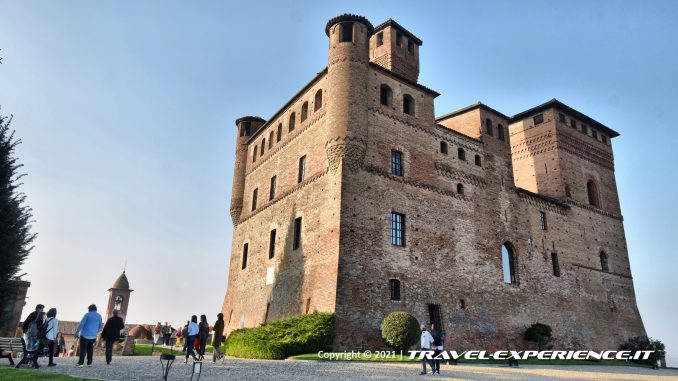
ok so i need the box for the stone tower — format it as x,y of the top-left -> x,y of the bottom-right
324,14 -> 373,173
105,272 -> 132,323
230,116 -> 266,223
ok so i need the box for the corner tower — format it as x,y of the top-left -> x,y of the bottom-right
230,116 -> 266,223
106,271 -> 132,323
324,14 -> 373,173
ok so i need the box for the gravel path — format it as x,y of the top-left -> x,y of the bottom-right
5,356 -> 678,380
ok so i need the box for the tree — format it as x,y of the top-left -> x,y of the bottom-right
0,109 -> 37,330
524,323 -> 554,350
380,312 -> 420,351
619,336 -> 665,367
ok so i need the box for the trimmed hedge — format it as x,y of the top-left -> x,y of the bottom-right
224,312 -> 335,359
380,311 -> 420,351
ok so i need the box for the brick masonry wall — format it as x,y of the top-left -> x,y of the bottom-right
221,14 -> 645,352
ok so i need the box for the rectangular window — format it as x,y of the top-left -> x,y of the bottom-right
269,229 -> 276,259
293,217 -> 302,250
340,22 -> 353,42
592,129 -> 598,139
389,279 -> 401,301
533,114 -> 544,125
570,118 -> 577,129
298,156 -> 306,183
269,176 -> 276,201
241,243 -> 248,269
551,252 -> 561,277
391,212 -> 406,246
407,40 -> 414,54
558,113 -> 566,123
277,124 -> 282,142
539,211 -> 547,230
391,150 -> 403,176
396,32 -> 402,47
251,188 -> 258,211
601,135 -> 608,144
377,32 -> 384,46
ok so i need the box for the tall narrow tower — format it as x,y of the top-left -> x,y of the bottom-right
324,14 -> 373,173
105,272 -> 132,323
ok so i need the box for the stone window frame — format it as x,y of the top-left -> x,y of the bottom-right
389,279 -> 401,301
241,242 -> 249,270
474,154 -> 482,167
268,229 -> 277,259
551,252 -> 561,277
314,89 -> 323,112
501,241 -> 519,285
402,94 -> 415,116
293,216 -> 303,250
380,84 -> 393,107
485,118 -> 494,136
539,211 -> 547,230
440,141 -> 448,155
390,212 -> 406,247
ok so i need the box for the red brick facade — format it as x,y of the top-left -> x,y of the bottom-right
221,14 -> 646,351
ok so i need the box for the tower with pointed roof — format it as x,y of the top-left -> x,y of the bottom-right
106,271 -> 133,323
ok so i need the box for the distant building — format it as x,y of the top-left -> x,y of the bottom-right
221,14 -> 646,351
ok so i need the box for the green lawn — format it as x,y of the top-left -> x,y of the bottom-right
0,367 -> 89,380
289,352 -> 650,367
133,343 -> 221,356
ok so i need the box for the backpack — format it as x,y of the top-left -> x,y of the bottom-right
431,331 -> 443,346
37,318 -> 54,340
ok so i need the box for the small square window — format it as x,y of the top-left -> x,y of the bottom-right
533,114 -> 544,125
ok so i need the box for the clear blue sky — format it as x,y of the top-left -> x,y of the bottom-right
2,0 -> 676,364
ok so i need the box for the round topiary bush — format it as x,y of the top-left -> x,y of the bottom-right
380,312 -> 420,351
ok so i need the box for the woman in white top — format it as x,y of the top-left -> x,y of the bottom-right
44,308 -> 59,366
184,315 -> 199,363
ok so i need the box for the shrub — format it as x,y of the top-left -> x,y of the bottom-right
619,336 -> 665,366
224,312 -> 334,360
380,312 -> 420,351
524,323 -> 554,350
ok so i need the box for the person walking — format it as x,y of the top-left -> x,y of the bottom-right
430,323 -> 443,375
101,310 -> 125,365
55,332 -> 66,357
75,304 -> 103,368
198,315 -> 209,360
184,316 -> 199,363
153,322 -> 162,345
28,310 -> 48,368
22,304 -> 45,351
211,313 -> 225,362
181,321 -> 189,352
42,308 -> 59,367
419,324 -> 435,375
162,322 -> 171,345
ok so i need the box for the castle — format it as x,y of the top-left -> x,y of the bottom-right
221,14 -> 646,351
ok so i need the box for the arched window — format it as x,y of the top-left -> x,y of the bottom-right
314,89 -> 323,111
289,113 -> 296,132
301,102 -> 308,122
485,118 -> 493,136
114,295 -> 123,310
502,243 -> 517,284
340,22 -> 353,43
587,180 -> 600,207
403,94 -> 415,115
474,154 -> 482,166
457,147 -> 466,161
277,123 -> 282,142
457,183 -> 464,195
440,141 -> 448,155
380,85 -> 392,106
497,124 -> 505,141
389,279 -> 401,301
261,139 -> 265,156
600,251 -> 609,273
269,131 -> 274,148
253,145 -> 257,163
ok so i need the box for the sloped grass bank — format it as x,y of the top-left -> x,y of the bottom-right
225,312 -> 334,360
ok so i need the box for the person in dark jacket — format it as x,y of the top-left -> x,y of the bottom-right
101,310 -> 125,365
22,304 -> 45,334
430,323 -> 443,375
198,314 -> 209,360
211,313 -> 225,362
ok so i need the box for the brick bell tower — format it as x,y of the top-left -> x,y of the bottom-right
105,271 -> 133,323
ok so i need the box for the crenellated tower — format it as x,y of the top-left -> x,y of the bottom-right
230,116 -> 265,223
324,15 -> 373,173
